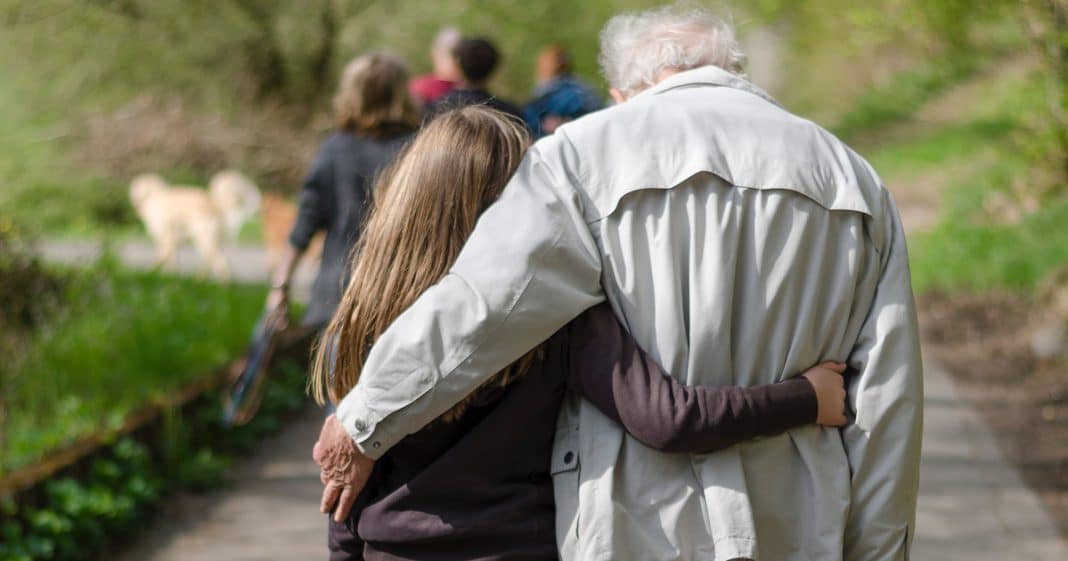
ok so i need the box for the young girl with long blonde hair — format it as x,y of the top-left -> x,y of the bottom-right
312,106 -> 847,561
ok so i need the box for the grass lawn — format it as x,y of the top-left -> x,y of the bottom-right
0,262 -> 266,476
857,60 -> 1066,295
909,164 -> 1068,294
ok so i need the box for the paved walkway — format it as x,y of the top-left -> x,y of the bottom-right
37,239 -> 318,301
40,239 -> 1068,560
114,408 -> 325,561
914,364 -> 1067,559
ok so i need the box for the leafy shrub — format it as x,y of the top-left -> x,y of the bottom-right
0,359 -> 309,561
0,224 -> 66,337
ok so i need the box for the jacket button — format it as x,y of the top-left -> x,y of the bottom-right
563,451 -> 574,464
372,441 -> 381,449
353,419 -> 367,431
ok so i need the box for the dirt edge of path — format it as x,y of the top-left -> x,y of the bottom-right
919,291 -> 1068,537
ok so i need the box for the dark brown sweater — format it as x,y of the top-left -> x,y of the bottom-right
328,303 -> 817,561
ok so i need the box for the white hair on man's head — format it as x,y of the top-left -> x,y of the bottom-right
433,27 -> 461,54
599,3 -> 746,98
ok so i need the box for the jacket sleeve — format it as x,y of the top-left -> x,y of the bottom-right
288,144 -> 333,251
566,303 -> 817,454
842,191 -> 924,561
335,136 -> 605,458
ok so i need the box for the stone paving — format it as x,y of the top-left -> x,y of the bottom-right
913,364 -> 1068,560
113,408 -> 325,561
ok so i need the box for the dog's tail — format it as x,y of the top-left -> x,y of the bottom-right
209,170 -> 262,238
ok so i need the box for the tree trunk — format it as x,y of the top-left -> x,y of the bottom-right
233,0 -> 288,100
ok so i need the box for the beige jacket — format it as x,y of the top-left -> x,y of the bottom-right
337,65 -> 923,561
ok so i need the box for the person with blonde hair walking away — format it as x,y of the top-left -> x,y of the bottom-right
266,51 -> 419,330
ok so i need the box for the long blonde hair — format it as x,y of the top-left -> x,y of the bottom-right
333,51 -> 421,135
311,107 -> 534,421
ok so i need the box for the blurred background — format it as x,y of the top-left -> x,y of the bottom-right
1,1 -> 1067,560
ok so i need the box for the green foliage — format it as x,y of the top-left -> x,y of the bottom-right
0,225 -> 66,335
911,176 -> 1068,294
0,59 -> 136,238
2,0 -> 1061,236
867,120 -> 1013,175
0,261 -> 265,475
0,439 -> 163,561
878,68 -> 1068,294
832,59 -> 979,142
0,0 -> 664,236
0,360 -> 309,561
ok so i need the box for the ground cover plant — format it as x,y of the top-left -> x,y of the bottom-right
0,359 -> 308,561
0,255 -> 265,476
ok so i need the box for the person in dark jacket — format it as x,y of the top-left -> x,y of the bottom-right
428,37 -> 524,122
522,45 -> 603,137
309,106 -> 849,561
266,51 -> 420,329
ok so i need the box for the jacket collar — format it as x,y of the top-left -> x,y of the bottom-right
639,65 -> 783,108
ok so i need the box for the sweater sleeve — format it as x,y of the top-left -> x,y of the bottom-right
566,303 -> 818,454
289,142 -> 334,251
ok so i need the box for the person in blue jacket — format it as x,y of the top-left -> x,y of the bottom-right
522,45 -> 603,137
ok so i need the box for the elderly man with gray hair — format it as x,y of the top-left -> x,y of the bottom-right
314,4 -> 923,561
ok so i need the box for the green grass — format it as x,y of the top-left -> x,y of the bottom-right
907,159 -> 1068,294
894,70 -> 1068,294
831,58 -> 980,142
0,262 -> 266,475
0,66 -> 139,238
867,119 -> 1014,176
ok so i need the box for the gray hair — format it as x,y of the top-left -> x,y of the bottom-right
599,4 -> 746,98
433,26 -> 461,55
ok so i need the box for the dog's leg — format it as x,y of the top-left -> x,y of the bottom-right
207,246 -> 231,282
192,221 -> 230,282
155,232 -> 178,272
214,254 -> 231,282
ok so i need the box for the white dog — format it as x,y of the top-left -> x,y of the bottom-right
129,170 -> 261,280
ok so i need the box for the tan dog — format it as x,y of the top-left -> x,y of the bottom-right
129,171 -> 261,280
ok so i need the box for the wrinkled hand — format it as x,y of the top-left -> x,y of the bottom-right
313,414 -> 375,522
801,362 -> 848,427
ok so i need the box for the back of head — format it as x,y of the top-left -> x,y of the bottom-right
599,3 -> 746,98
312,106 -> 530,405
431,26 -> 462,79
334,51 -> 422,135
453,37 -> 500,85
536,45 -> 572,84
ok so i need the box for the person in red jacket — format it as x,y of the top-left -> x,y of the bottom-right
408,27 -> 462,105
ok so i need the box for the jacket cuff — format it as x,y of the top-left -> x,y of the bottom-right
287,230 -> 313,252
335,388 -> 390,460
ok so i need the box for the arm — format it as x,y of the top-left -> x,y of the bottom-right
288,146 -> 333,253
265,244 -> 300,311
335,136 -> 604,458
566,303 -> 819,454
266,145 -> 332,310
842,192 -> 924,561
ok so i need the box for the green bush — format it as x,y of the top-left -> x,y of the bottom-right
0,359 -> 309,561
